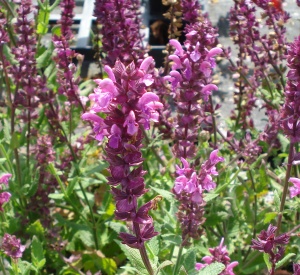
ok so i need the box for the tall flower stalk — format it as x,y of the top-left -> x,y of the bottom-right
163,0 -> 223,247
277,36 -> 300,234
82,57 -> 162,274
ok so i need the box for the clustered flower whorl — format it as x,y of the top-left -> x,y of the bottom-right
82,56 -> 162,248
196,238 -> 238,275
93,0 -> 146,67
173,150 -> 224,243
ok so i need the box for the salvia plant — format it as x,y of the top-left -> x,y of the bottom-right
0,0 -> 300,274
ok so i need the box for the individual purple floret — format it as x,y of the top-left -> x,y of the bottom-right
251,224 -> 289,275
195,238 -> 238,275
173,150 -> 224,243
289,177 -> 300,198
0,192 -> 11,211
0,173 -> 12,186
82,57 -> 161,251
1,233 -> 25,259
293,263 -> 300,275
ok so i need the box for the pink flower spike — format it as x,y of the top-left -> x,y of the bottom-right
104,65 -> 116,82
169,39 -> 184,56
0,192 -> 11,211
139,56 -> 154,71
0,174 -> 12,185
207,47 -> 223,58
124,111 -> 139,136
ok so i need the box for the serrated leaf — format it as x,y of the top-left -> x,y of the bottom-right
154,260 -> 173,275
263,212 -> 277,224
98,257 -> 117,275
203,193 -> 219,202
197,262 -> 225,275
18,260 -> 33,275
183,248 -> 196,274
106,221 -> 127,234
178,266 -> 188,275
151,187 -> 174,200
3,44 -> 18,65
263,253 -> 272,271
162,233 -> 181,246
273,190 -> 281,212
119,242 -> 148,274
75,230 -> 94,248
146,236 -> 159,262
26,220 -> 45,240
276,253 -> 295,269
36,45 -> 53,69
31,236 -> 45,269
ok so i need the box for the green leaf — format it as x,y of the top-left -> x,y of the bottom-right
2,44 -> 18,65
66,176 -> 79,196
276,253 -> 295,269
48,193 -> 64,200
154,260 -> 173,275
37,8 -> 50,34
98,257 -> 117,275
151,187 -> 174,201
263,253 -> 272,271
18,260 -> 33,275
119,242 -> 148,274
146,236 -> 159,263
31,236 -> 45,270
197,262 -> 225,275
26,220 -> 45,240
74,229 -> 94,248
10,132 -> 20,149
161,233 -> 181,246
36,44 -> 53,69
274,190 -> 281,213
263,212 -> 277,224
51,25 -> 61,36
183,248 -> 196,274
203,193 -> 219,202
178,266 -> 188,275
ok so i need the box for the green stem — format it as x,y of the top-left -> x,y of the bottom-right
0,257 -> 7,275
133,223 -> 154,275
209,95 -> 217,147
172,243 -> 184,275
276,141 -> 295,235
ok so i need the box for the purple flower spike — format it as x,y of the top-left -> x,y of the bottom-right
0,174 -> 12,186
1,233 -> 25,259
169,39 -> 184,56
83,58 -> 161,252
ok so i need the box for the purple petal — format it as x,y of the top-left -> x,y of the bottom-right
169,39 -> 184,56
140,56 -> 154,71
207,47 -> 223,58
